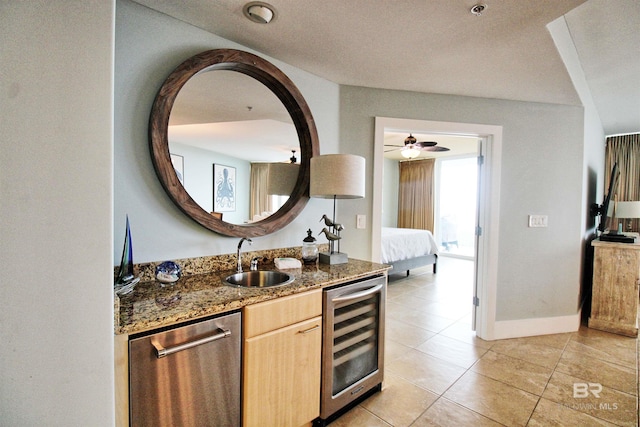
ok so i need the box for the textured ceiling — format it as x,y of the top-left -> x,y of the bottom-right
564,0 -> 640,135
135,0 -> 639,136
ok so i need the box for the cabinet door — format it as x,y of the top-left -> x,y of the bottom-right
243,316 -> 321,427
591,246 -> 640,336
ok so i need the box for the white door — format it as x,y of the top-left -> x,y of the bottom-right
472,138 -> 486,330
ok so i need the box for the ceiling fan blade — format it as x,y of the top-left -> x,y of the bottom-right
384,144 -> 403,147
415,141 -> 438,147
422,146 -> 450,152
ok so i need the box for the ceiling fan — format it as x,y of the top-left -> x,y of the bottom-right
384,134 -> 450,159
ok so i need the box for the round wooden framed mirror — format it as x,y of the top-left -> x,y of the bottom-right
149,49 -> 319,237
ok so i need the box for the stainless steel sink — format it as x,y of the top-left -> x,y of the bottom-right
224,270 -> 294,288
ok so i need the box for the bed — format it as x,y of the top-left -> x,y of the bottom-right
381,227 -> 438,276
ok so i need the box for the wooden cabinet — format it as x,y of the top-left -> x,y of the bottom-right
242,290 -> 322,427
589,239 -> 640,337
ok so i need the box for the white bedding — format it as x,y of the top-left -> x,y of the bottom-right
381,227 -> 438,263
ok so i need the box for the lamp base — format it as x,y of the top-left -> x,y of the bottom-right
319,251 -> 348,265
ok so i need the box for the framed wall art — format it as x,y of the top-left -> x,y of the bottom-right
213,163 -> 236,212
170,153 -> 184,185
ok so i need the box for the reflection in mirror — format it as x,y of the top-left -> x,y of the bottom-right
168,69 -> 300,225
149,49 -> 319,237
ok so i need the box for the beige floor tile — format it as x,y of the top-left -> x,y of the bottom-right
384,337 -> 413,364
528,397 -> 619,426
555,349 -> 637,395
385,318 -> 435,348
412,397 -> 503,426
386,306 -> 456,333
489,338 -> 563,369
386,348 -> 466,394
407,286 -> 447,303
329,406 -> 391,427
471,350 -> 553,396
386,282 -> 419,300
510,332 -> 573,350
439,320 -> 494,350
360,372 -> 438,427
386,300 -> 408,317
444,371 -> 538,426
541,371 -> 638,427
389,293 -> 433,311
416,334 -> 489,369
571,328 -> 637,369
421,300 -> 471,321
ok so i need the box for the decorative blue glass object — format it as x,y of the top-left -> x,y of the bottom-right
155,261 -> 182,284
115,215 -> 139,295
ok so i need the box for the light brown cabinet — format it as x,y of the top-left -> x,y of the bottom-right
242,289 -> 322,427
589,239 -> 640,337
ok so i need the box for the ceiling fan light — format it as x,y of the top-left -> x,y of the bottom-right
401,145 -> 420,159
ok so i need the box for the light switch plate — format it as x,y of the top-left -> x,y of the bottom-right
356,214 -> 366,229
528,215 -> 548,228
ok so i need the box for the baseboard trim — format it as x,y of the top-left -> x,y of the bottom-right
491,309 -> 582,340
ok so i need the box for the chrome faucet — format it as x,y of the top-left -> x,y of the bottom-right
237,237 -> 252,273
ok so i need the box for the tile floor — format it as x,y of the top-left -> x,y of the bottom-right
330,257 -> 639,427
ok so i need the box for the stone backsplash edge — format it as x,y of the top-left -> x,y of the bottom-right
114,244 -> 330,283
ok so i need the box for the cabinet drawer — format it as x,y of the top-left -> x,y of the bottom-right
244,289 -> 322,338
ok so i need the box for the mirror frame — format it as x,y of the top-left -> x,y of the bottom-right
149,49 -> 319,237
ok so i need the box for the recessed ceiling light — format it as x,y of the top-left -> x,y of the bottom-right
243,2 -> 276,24
470,4 -> 487,16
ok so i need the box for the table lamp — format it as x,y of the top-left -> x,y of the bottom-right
614,201 -> 640,233
310,154 -> 365,264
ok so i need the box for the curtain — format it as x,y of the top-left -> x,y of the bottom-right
397,159 -> 435,231
605,133 -> 640,231
249,163 -> 273,219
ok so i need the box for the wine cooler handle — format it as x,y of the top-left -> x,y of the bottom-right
152,327 -> 231,358
332,284 -> 383,303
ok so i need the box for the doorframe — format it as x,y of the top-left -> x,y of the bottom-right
373,117 -> 502,340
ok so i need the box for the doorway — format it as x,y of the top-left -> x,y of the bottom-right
372,117 -> 502,340
435,155 -> 478,259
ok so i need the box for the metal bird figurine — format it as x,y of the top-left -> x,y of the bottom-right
319,227 -> 341,241
320,214 -> 335,227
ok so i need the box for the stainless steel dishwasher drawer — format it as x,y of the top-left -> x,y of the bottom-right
129,311 -> 241,427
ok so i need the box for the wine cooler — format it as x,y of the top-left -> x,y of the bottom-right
318,275 -> 386,423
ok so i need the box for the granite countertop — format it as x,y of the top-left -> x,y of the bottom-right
115,258 -> 390,335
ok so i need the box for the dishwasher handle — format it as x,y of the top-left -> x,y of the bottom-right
331,283 -> 383,303
152,327 -> 231,358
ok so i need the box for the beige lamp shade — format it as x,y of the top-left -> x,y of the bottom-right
266,162 -> 299,195
615,201 -> 640,218
310,154 -> 365,199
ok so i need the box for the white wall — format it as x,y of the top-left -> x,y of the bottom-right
339,86 -> 585,322
115,0 -> 340,263
1,1 -> 115,425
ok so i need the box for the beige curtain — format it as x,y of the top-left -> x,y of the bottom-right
249,163 -> 273,219
605,133 -> 640,231
397,159 -> 435,231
